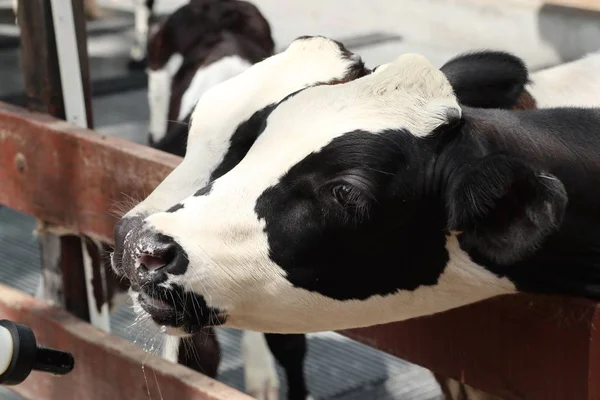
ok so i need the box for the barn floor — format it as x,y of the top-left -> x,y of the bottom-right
1,0 -> 599,399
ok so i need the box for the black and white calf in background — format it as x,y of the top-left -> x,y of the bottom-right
112,35 -> 600,335
145,0 -> 275,156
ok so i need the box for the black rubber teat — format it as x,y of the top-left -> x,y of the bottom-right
0,319 -> 75,385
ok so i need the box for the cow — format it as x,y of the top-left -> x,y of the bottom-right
142,17 -> 538,396
145,0 -> 275,156
115,35 -> 370,400
141,13 -> 528,396
112,35 -> 600,330
114,33 -> 574,398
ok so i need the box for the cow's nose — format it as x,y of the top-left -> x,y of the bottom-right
137,233 -> 188,284
112,214 -> 146,276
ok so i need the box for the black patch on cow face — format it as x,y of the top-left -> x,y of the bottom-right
166,203 -> 185,213
209,104 -> 276,181
254,130 -> 450,301
194,182 -> 213,197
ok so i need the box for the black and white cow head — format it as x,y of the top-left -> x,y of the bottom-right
113,37 -> 555,335
113,36 -> 369,333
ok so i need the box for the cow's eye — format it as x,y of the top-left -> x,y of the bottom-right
332,184 -> 353,205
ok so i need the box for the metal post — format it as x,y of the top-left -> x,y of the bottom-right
16,0 -> 110,331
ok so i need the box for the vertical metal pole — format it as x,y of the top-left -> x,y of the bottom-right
17,0 -> 110,331
49,0 -> 88,129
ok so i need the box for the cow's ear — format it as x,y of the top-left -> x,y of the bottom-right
446,153 -> 567,264
440,51 -> 530,109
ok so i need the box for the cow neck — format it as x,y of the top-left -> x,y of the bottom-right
454,106 -> 600,300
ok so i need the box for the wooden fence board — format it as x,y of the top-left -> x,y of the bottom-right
0,101 -> 180,243
0,283 -> 254,400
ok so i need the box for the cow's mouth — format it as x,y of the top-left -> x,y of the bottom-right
135,285 -> 228,335
138,292 -> 177,322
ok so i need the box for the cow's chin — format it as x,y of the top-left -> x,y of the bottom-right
136,292 -> 188,337
131,288 -> 227,337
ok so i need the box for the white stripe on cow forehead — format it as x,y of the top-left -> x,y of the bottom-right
187,36 -> 363,144
172,53 -> 462,217
230,53 -> 461,187
127,36 -> 365,217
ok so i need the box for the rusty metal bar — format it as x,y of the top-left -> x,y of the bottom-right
0,282 -> 253,400
0,101 -> 179,243
16,0 -> 108,326
1,101 -> 599,399
17,0 -> 88,321
17,0 -> 65,119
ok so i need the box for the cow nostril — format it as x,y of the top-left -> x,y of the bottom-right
138,247 -> 175,272
137,234 -> 188,277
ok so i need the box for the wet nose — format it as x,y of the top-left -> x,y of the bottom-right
137,233 -> 188,285
112,215 -> 146,276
